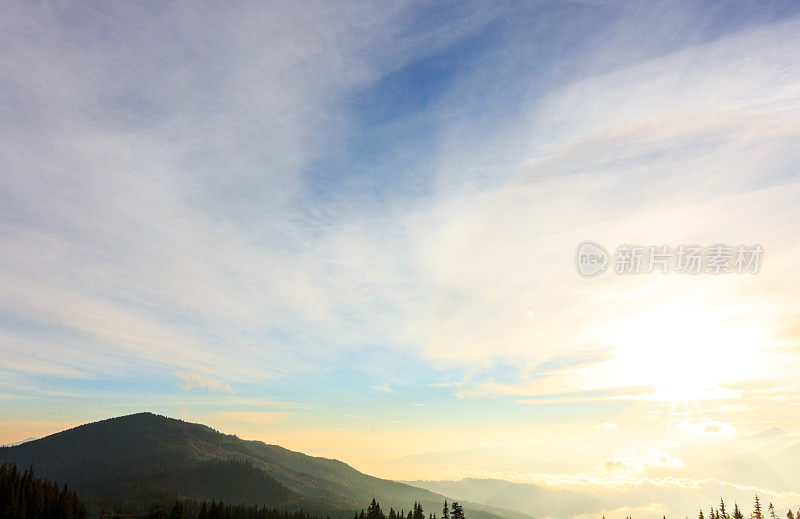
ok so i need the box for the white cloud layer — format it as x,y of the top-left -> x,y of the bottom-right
174,371 -> 233,394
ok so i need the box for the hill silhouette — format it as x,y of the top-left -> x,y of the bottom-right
0,413 -> 519,519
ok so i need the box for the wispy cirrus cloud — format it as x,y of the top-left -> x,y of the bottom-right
372,384 -> 399,395
3,0 -> 799,407
219,411 -> 291,424
174,371 -> 233,394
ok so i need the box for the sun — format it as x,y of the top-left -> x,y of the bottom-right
599,300 -> 769,403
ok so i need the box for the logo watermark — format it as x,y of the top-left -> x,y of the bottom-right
576,241 -> 609,276
575,242 -> 763,277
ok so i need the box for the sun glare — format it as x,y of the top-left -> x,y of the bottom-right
601,301 -> 769,402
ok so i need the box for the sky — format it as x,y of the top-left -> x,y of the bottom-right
2,1 -> 800,517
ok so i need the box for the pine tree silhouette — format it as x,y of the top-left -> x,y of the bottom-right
753,496 -> 763,519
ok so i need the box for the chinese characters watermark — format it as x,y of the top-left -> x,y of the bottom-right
576,242 -> 762,277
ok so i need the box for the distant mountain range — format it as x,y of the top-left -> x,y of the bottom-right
0,413 -> 527,519
406,479 -> 607,519
411,428 -> 800,519
0,436 -> 36,447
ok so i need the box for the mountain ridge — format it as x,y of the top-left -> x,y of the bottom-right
406,478 -> 605,519
0,412 -> 527,519
0,436 -> 36,447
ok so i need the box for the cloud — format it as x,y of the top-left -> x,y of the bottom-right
3,0 -> 799,411
220,411 -> 290,424
679,421 -> 736,437
0,2 -> 510,390
407,14 -> 800,390
371,384 -> 399,395
174,371 -> 233,394
601,449 -> 686,476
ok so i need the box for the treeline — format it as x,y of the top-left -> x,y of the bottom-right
143,500 -> 325,519
79,458 -> 292,515
0,462 -> 86,519
141,498 -> 464,519
353,499 -> 465,519
612,495 -> 800,519
702,496 -> 797,519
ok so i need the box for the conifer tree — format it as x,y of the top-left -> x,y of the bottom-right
367,498 -> 384,519
443,501 -> 450,519
733,503 -> 744,519
0,463 -> 86,519
170,500 -> 185,519
753,495 -> 763,519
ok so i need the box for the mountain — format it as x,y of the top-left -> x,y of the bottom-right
407,479 -> 606,519
749,427 -> 789,443
659,427 -> 800,491
0,437 -> 36,447
0,413 -> 523,519
408,429 -> 800,519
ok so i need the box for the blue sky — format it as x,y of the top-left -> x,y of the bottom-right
3,2 -> 800,517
